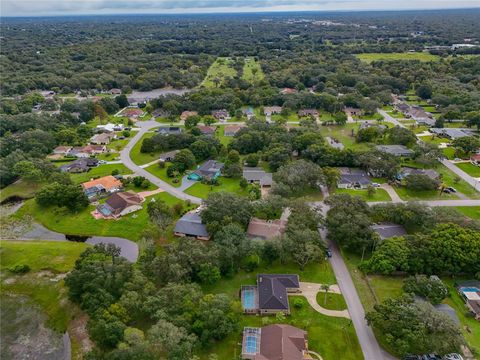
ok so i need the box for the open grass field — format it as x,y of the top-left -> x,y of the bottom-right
316,292 -> 348,311
70,163 -> 132,184
455,162 -> 480,177
319,123 -> 375,151
184,177 -> 248,199
454,206 -> 480,219
334,188 -> 392,202
144,163 -> 182,187
0,181 -> 43,202
0,240 -> 88,332
356,52 -> 439,63
199,260 -> 362,360
15,192 -> 191,241
201,57 -> 237,88
242,57 -> 264,83
129,131 -> 161,165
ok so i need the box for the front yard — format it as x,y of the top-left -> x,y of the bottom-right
184,177 -> 248,199
455,162 -> 480,177
334,188 -> 392,202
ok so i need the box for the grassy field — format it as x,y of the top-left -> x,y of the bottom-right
334,188 -> 391,202
316,292 -> 348,311
15,192 -> 191,241
0,240 -> 88,332
0,181 -> 43,202
242,57 -> 264,82
199,260 -> 362,360
130,131 -> 161,165
455,162 -> 480,177
70,164 -> 132,184
201,57 -> 237,88
216,125 -> 234,146
144,163 -> 182,187
455,206 -> 480,219
356,52 -> 439,63
184,177 -> 248,199
319,123 -> 376,151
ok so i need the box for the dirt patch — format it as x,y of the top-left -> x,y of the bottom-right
68,313 -> 93,356
3,277 -> 17,285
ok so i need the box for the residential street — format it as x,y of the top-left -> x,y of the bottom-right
441,158 -> 480,190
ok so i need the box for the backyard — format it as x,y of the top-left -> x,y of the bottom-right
144,163 -> 182,187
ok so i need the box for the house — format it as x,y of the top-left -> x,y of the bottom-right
247,218 -> 287,240
212,109 -> 230,121
243,107 -> 254,119
90,133 -> 115,145
241,325 -> 311,360
240,274 -> 300,315
60,158 -> 99,173
429,128 -> 473,140
110,88 -> 122,95
159,150 -> 180,162
344,107 -> 362,116
152,108 -> 170,118
298,109 -> 319,118
376,145 -> 414,157
81,175 -> 123,199
96,123 -> 123,133
96,191 -> 144,219
83,145 -> 107,155
173,212 -> 210,240
280,87 -> 298,95
197,125 -> 216,136
224,125 -> 245,136
325,137 -> 344,150
372,223 -> 407,240
359,122 -> 387,131
52,146 -> 72,155
337,171 -> 372,189
156,126 -> 182,135
243,168 -> 273,187
263,106 -> 282,116
180,111 -> 198,122
394,102 -> 411,114
67,147 -> 91,158
122,108 -> 145,119
457,281 -> 480,321
398,167 -> 440,181
471,154 -> 480,166
188,160 -> 224,181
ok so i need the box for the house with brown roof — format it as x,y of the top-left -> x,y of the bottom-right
247,218 -> 286,239
53,146 -> 72,155
159,150 -> 180,162
241,325 -> 312,360
90,133 -> 115,145
197,125 -> 216,136
122,108 -> 145,118
81,175 -> 123,199
471,154 -> 480,166
224,124 -> 245,136
280,87 -> 298,95
96,191 -> 144,219
263,106 -> 282,116
344,107 -> 362,116
180,111 -> 198,121
298,109 -> 319,118
83,144 -> 107,155
110,88 -> 122,95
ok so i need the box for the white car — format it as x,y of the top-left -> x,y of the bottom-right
98,160 -> 107,164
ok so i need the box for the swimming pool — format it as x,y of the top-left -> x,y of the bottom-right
245,335 -> 258,353
242,289 -> 256,310
461,287 -> 479,292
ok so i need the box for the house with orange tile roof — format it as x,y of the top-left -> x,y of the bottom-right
81,175 -> 123,199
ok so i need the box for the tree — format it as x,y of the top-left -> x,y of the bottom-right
147,200 -> 173,230
13,160 -> 44,182
189,140 -> 214,162
244,153 -> 260,167
321,284 -> 330,305
405,174 -> 440,191
413,143 -> 443,167
360,236 -> 410,274
366,295 -> 464,357
272,160 -> 324,197
184,115 -> 201,129
115,94 -> 129,108
452,136 -> 480,155
147,320 -> 197,360
36,182 -> 89,211
284,229 -> 323,270
173,149 -> 196,172
403,275 -> 448,305
386,126 -> 417,146
358,149 -> 400,179
213,223 -> 251,275
416,84 -> 433,99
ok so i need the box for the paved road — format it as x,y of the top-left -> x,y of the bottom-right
378,109 -> 404,128
119,120 -> 203,204
441,158 -> 480,191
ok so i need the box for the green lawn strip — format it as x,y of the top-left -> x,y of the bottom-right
319,113 -> 335,122
184,177 -> 248,199
315,292 -> 348,311
271,112 -> 299,122
421,135 -> 449,146
70,164 -> 132,184
107,138 -> 130,152
0,181 -> 43,202
443,147 -> 456,160
454,206 -> 480,219
242,57 -> 264,82
394,186 -> 458,201
201,57 -> 237,88
386,111 -> 404,119
356,52 -> 439,63
436,164 -> 480,199
144,163 -> 182,187
455,162 -> 480,177
216,125 -> 234,146
0,240 -> 88,332
334,188 -> 391,202
130,132 -> 162,165
16,192 -> 189,241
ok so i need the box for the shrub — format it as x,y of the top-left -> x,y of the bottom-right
9,264 -> 31,274
293,298 -> 304,309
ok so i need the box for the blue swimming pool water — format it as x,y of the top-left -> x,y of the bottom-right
243,289 -> 255,309
461,287 -> 479,292
245,335 -> 258,353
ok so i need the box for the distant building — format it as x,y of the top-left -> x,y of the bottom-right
242,167 -> 273,187
60,158 -> 99,173
398,167 -> 440,181
471,154 -> 480,166
90,133 -> 115,145
429,128 -> 473,140
263,106 -> 282,116
188,160 -> 223,181
344,107 -> 362,116
247,218 -> 286,240
359,122 -> 387,131
156,126 -> 182,135
224,124 -> 245,136
376,145 -> 414,157
337,171 -> 372,189
96,191 -> 144,219
212,109 -> 230,121
122,108 -> 144,119
280,87 -> 298,95
298,109 -> 319,118
372,223 -> 407,240
457,281 -> 480,321
96,123 -> 124,133
180,111 -> 198,122
243,107 -> 254,119
159,150 -> 180,162
53,146 -> 72,156
241,324 -> 310,360
197,125 -> 216,136
174,212 -> 210,240
110,88 -> 122,95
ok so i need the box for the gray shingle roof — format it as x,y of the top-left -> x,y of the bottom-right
174,212 -> 209,237
243,168 -> 273,186
376,145 -> 414,156
338,173 -> 372,186
372,223 -> 407,239
257,274 -> 299,311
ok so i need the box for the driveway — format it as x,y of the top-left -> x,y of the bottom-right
380,183 -> 402,203
119,120 -> 202,204
378,109 -> 404,128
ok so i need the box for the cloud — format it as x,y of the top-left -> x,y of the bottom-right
1,0 -> 479,17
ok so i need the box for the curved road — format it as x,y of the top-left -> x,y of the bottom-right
119,120 -> 202,204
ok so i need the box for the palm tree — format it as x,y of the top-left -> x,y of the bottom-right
321,284 -> 330,305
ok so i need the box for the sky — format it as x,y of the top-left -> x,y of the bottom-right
1,0 -> 479,17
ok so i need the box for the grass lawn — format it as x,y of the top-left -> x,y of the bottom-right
15,192 -> 192,241
242,57 -> 264,82
394,186 -> 458,201
201,57 -> 237,88
0,181 -> 43,202
107,138 -> 130,152
319,113 -> 335,122
70,164 -> 132,184
184,177 -> 248,199
334,188 -> 392,202
216,125 -> 234,146
199,261 -> 362,360
386,111 -> 404,119
421,135 -> 449,146
316,292 -> 348,311
454,206 -> 480,219
356,52 -> 439,63
319,123 -> 373,151
130,132 -> 161,165
455,162 -> 480,177
0,240 -> 88,332
144,163 -> 181,187
271,112 -> 299,122
443,147 -> 456,160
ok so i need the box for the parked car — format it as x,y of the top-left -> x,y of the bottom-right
445,187 -> 457,193
372,182 -> 381,188
98,160 -> 107,164
326,248 -> 333,258
443,188 -> 452,194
